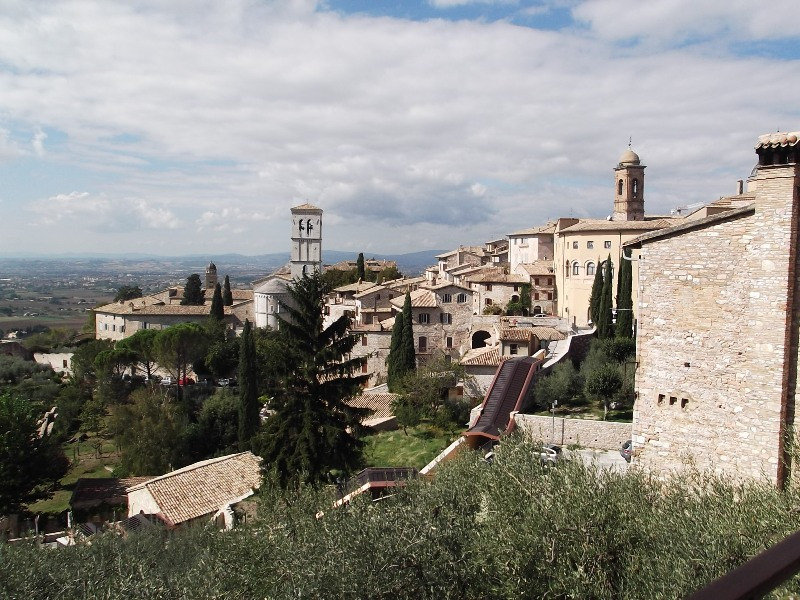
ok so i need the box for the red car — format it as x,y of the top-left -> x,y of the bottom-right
178,376 -> 195,386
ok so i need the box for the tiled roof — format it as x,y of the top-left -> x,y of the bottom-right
755,131 -> 799,149
435,246 -> 485,259
460,347 -> 507,367
425,281 -> 472,292
353,285 -> 387,299
127,452 -> 262,526
625,205 -> 755,248
71,476 -> 151,509
292,202 -> 321,211
518,261 -> 554,277
334,281 -> 378,294
501,326 -> 566,342
389,289 -> 438,309
465,271 -> 527,284
509,222 -> 557,236
346,392 -> 398,420
383,276 -> 427,291
559,218 -> 681,233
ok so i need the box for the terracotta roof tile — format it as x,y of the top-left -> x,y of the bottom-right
346,392 -> 398,420
460,347 -> 508,367
127,452 -> 262,526
559,218 -> 681,233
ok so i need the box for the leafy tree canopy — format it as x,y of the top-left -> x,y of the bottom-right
114,285 -> 143,303
181,274 -> 205,306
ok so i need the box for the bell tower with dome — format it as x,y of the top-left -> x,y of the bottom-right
205,261 -> 218,290
613,145 -> 646,221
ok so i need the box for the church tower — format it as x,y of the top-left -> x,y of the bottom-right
205,260 -> 218,290
613,146 -> 645,221
290,203 -> 323,280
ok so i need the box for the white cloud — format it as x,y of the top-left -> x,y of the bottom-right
428,0 -> 517,7
0,0 -> 798,256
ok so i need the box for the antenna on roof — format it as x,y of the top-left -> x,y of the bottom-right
628,137 -> 632,148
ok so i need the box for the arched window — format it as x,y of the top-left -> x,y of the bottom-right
632,178 -> 639,196
586,262 -> 596,276
572,262 -> 580,276
618,179 -> 624,195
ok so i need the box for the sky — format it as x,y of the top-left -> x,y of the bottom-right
1,0 -> 799,257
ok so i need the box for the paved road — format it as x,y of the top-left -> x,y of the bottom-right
567,448 -> 629,472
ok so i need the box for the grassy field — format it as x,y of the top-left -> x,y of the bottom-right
362,423 -> 458,470
28,436 -> 120,516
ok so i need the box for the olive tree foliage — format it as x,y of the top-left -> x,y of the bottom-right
6,437 -> 800,599
256,272 -> 370,487
0,392 -> 69,514
532,360 -> 585,410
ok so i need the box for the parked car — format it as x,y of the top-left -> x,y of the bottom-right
160,377 -> 174,386
620,439 -> 633,463
540,445 -> 561,465
218,377 -> 237,387
178,376 -> 195,386
532,313 -> 549,319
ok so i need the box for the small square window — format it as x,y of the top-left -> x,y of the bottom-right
604,241 -> 612,249
587,241 -> 594,249
572,241 -> 578,249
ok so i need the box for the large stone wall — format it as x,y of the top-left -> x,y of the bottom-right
632,162 -> 799,484
514,414 -> 631,450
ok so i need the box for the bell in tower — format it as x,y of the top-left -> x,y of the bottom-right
613,144 -> 645,221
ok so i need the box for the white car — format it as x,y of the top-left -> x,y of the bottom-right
540,445 -> 561,465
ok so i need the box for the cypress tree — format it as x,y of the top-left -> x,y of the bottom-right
181,274 -> 204,305
238,319 -> 259,449
210,283 -> 224,320
356,252 -> 366,281
223,275 -> 233,306
387,311 -> 405,391
258,272 -> 370,487
589,259 -> 604,326
616,249 -> 634,339
400,290 -> 416,374
597,255 -> 614,339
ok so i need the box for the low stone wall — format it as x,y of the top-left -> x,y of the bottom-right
514,413 -> 631,450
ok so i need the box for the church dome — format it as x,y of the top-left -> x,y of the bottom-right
618,148 -> 640,166
207,261 -> 217,271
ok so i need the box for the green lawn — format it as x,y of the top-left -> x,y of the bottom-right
27,435 -> 120,516
362,424 -> 458,470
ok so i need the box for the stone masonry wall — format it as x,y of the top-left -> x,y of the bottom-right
633,163 -> 799,484
514,414 -> 631,450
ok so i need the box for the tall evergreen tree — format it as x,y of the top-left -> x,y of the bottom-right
258,272 -> 370,487
238,319 -> 259,449
400,290 -> 416,374
386,310 -> 405,391
589,259 -> 604,326
210,283 -> 224,320
181,274 -> 205,305
616,249 -> 634,339
356,252 -> 366,281
223,275 -> 233,306
597,255 -> 614,339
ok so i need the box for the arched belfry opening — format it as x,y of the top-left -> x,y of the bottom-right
613,145 -> 645,222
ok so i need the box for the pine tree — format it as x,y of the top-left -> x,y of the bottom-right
181,274 -> 205,305
258,272 -> 370,487
616,249 -> 634,339
597,255 -> 614,339
238,319 -> 259,449
210,283 -> 224,320
400,290 -> 416,374
356,252 -> 366,281
223,275 -> 233,306
589,260 -> 604,326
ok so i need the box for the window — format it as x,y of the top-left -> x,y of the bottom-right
485,298 -> 493,306
440,313 -> 452,325
513,284 -> 519,292
442,293 -> 452,303
572,241 -> 578,249
376,294 -> 381,300
418,313 -> 430,324
419,336 -> 427,351
547,292 -> 553,300
565,261 -> 570,278
604,241 -> 611,249
587,262 -> 596,276
618,179 -> 624,195
388,294 -> 394,299
446,336 -> 453,348
572,262 -> 580,276
63,359 -> 68,368
548,277 -> 553,285
361,361 -> 368,373
534,278 -> 539,286
361,335 -> 367,346
510,344 -> 518,355
632,178 -> 639,196
485,284 -> 492,291
120,325 -> 125,333
587,241 -> 594,249
534,293 -> 540,300
457,293 -> 467,303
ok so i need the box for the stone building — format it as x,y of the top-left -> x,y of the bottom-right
553,148 -> 680,327
626,130 -> 800,485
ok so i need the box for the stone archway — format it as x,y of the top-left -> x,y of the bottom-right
472,330 -> 491,349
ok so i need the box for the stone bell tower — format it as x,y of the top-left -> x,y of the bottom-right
205,260 -> 218,290
290,203 -> 323,280
613,145 -> 645,221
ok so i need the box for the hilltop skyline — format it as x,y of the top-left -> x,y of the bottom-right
1,0 -> 798,256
